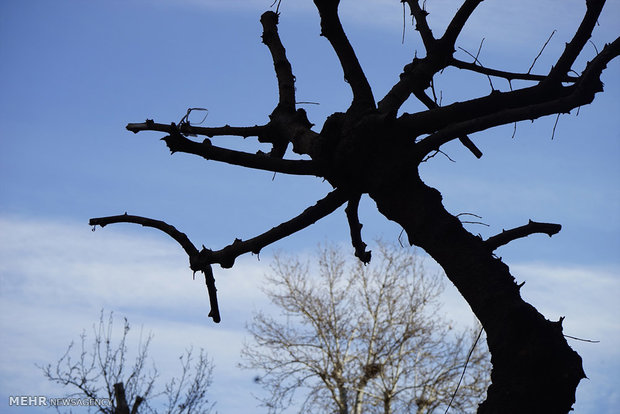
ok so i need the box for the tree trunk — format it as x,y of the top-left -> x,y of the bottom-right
113,383 -> 130,414
353,389 -> 364,414
369,171 -> 585,413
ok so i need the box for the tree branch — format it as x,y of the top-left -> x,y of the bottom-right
261,11 -> 296,112
89,214 -> 199,258
450,58 -> 579,83
545,0 -> 606,85
413,36 -> 618,156
403,0 -> 435,50
114,383 -> 130,414
195,188 -> 349,269
413,90 -> 482,158
313,0 -> 376,113
88,214 -> 221,323
399,37 -> 618,156
441,0 -> 483,48
202,265 -> 221,323
345,194 -> 371,264
485,220 -> 562,251
127,120 -> 269,139
127,122 -> 321,176
165,126 -> 322,175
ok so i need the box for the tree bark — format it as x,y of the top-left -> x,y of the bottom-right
369,171 -> 585,413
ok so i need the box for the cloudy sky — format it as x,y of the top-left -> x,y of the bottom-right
1,0 -> 619,413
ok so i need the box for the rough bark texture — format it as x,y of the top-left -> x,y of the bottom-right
90,2 -> 618,412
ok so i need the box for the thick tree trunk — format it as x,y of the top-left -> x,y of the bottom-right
369,171 -> 585,413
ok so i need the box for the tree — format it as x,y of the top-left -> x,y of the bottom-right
40,311 -> 215,414
88,1 -> 619,412
241,243 -> 490,414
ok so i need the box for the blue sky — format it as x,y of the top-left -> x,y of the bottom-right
0,0 -> 619,412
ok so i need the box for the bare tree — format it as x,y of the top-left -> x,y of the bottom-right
241,243 -> 490,414
88,1 -> 619,411
40,311 -> 215,414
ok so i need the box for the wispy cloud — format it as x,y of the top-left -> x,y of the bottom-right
0,215 -> 269,412
1,215 -> 618,412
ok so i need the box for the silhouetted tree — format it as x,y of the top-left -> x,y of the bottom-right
40,311 -> 215,414
241,243 -> 490,413
89,1 -> 619,412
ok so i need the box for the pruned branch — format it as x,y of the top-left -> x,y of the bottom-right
441,0 -> 483,48
261,11 -> 296,112
88,214 -> 222,322
195,188 -> 349,269
313,0 -> 376,114
89,214 -> 199,258
345,194 -> 371,264
403,0 -> 435,50
485,220 -> 562,251
545,0 -> 606,85
127,122 -> 321,176
203,265 -> 221,323
127,120 -> 269,139
87,191 -> 348,324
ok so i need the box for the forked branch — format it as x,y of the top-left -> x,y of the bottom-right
89,214 -> 221,322
485,220 -> 562,251
127,122 -> 321,176
89,188 -> 349,322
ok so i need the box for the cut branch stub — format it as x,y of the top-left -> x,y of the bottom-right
485,220 -> 562,251
345,194 -> 371,264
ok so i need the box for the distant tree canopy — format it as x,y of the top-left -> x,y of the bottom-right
40,311 -> 215,414
242,243 -> 490,414
90,1 -> 619,412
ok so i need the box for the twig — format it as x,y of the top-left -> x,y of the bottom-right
445,326 -> 484,413
457,212 -> 489,227
450,58 -> 579,83
457,46 -> 494,91
551,113 -> 560,140
564,334 -> 600,343
528,30 -> 556,74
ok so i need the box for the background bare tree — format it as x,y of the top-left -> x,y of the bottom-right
40,311 -> 215,414
89,1 -> 619,411
241,243 -> 490,414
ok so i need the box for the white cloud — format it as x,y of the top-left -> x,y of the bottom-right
0,216 -> 618,412
0,215 -> 269,412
